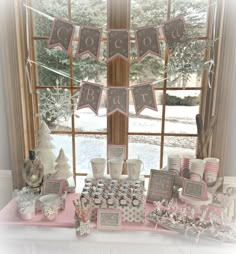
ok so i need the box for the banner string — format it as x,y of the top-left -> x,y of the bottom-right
28,58 -> 170,90
23,4 -> 54,21
28,59 -> 81,84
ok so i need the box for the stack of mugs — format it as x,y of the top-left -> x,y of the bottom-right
189,159 -> 206,182
167,154 -> 220,186
203,158 -> 220,186
167,154 -> 181,175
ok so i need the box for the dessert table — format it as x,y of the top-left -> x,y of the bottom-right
0,193 -> 235,254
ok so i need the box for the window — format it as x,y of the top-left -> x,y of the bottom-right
28,0 -> 217,183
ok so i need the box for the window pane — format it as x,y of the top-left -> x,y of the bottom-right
128,135 -> 161,174
130,43 -> 165,87
164,90 -> 199,134
167,44 -> 206,88
37,89 -> 72,131
32,0 -> 68,37
75,93 -> 107,132
130,0 -> 167,87
75,135 -> 107,174
129,91 -> 163,133
163,136 -> 197,166
71,0 -> 107,29
131,0 -> 168,28
171,0 -> 208,37
34,40 -> 71,86
73,51 -> 107,86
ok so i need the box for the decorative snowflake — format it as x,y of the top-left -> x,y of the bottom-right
37,79 -> 79,123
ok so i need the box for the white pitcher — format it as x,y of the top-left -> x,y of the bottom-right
90,158 -> 106,179
108,159 -> 124,179
126,159 -> 143,180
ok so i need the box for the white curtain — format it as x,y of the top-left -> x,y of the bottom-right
0,0 -> 26,188
212,0 -> 236,176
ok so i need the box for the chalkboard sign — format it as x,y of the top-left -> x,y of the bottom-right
146,169 -> 175,202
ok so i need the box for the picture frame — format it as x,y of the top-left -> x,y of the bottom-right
97,209 -> 122,230
107,144 -> 126,160
42,179 -> 65,195
182,179 -> 207,200
146,169 -> 175,202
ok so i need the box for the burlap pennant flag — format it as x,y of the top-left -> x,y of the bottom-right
135,26 -> 161,61
48,18 -> 75,55
76,26 -> 102,61
107,87 -> 129,116
107,30 -> 129,62
162,16 -> 186,48
77,81 -> 103,115
131,83 -> 157,115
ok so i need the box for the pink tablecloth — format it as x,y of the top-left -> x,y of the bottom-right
0,193 -> 170,233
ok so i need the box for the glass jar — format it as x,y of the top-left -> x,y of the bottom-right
80,191 -> 90,205
119,193 -> 127,206
40,194 -> 60,221
132,194 -> 140,207
107,192 -> 115,206
93,192 -> 102,205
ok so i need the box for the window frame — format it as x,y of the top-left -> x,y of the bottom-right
25,0 -> 222,183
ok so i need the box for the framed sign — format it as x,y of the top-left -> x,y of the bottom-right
97,209 -> 121,230
146,169 -> 175,202
107,144 -> 126,160
182,179 -> 207,200
42,179 -> 65,195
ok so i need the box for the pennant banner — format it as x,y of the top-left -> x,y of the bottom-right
48,18 -> 75,55
107,30 -> 129,62
107,87 -> 129,116
131,83 -> 157,115
77,81 -> 103,115
162,16 -> 186,47
76,26 -> 102,61
135,26 -> 161,61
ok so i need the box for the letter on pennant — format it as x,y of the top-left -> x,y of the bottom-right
135,26 -> 161,61
107,30 -> 129,62
77,81 -> 103,115
48,18 -> 75,55
107,88 -> 129,116
76,26 -> 102,61
162,16 -> 186,49
131,83 -> 157,115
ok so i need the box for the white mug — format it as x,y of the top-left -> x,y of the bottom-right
167,154 -> 181,172
108,159 -> 124,179
90,158 -> 106,179
126,159 -> 143,180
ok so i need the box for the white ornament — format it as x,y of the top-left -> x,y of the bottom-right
35,121 -> 56,175
53,148 -> 72,180
37,79 -> 79,123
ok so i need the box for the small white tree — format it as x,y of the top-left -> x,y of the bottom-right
53,148 -> 72,180
36,121 -> 56,175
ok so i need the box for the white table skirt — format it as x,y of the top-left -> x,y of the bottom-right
0,225 -> 235,254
